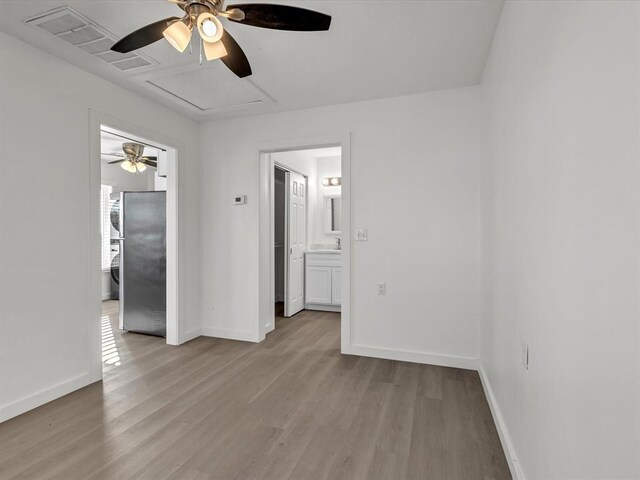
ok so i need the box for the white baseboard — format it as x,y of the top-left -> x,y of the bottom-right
349,344 -> 478,370
0,372 -> 99,424
102,293 -> 112,301
306,303 -> 341,312
180,327 -> 201,344
477,362 -> 526,480
201,326 -> 258,343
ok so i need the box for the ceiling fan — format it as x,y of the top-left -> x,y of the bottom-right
103,143 -> 157,173
111,0 -> 332,78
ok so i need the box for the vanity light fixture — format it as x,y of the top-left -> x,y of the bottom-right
322,177 -> 341,187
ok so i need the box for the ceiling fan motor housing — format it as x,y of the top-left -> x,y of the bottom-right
122,142 -> 145,159
182,0 -> 223,17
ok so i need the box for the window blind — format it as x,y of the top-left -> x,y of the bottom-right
100,185 -> 113,270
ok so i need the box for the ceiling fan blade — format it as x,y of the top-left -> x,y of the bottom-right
143,160 -> 158,168
226,4 -> 331,31
108,159 -> 126,164
141,156 -> 158,162
220,30 -> 252,78
101,153 -> 124,157
112,17 -> 180,53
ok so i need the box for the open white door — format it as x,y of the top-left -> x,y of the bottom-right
285,171 -> 306,317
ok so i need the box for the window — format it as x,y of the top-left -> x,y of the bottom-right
100,185 -> 113,270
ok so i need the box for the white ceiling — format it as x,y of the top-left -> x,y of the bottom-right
0,0 -> 504,122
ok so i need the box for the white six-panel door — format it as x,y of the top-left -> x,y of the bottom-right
285,171 -> 306,317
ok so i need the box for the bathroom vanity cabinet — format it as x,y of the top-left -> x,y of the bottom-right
305,251 -> 341,312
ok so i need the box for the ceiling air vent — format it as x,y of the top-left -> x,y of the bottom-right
25,6 -> 157,72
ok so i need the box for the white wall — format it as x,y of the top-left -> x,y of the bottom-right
0,31 -> 201,422
101,272 -> 111,300
199,87 -> 483,365
481,1 -> 640,478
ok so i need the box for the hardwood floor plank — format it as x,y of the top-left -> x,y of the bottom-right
0,301 -> 511,480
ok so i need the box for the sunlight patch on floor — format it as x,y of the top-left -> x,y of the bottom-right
102,315 -> 121,367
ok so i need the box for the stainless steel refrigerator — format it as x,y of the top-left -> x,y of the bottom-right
118,191 -> 166,337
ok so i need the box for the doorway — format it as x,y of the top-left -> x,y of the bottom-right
100,127 -> 170,371
259,137 -> 351,351
90,111 -> 181,381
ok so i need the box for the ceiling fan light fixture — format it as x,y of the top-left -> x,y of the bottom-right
203,39 -> 228,61
163,19 -> 191,52
121,160 -> 137,173
136,162 -> 147,173
197,12 -> 223,43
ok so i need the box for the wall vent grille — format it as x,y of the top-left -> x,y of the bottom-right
25,6 -> 157,72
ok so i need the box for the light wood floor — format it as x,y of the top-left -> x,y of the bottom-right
0,301 -> 510,479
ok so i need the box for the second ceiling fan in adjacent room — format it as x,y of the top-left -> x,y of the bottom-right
111,0 -> 332,78
104,142 -> 157,174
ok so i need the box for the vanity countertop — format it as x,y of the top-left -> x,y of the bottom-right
305,249 -> 341,255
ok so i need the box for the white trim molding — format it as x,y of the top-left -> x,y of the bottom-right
201,327 -> 258,343
0,373 -> 98,424
477,362 -> 526,480
180,327 -> 202,344
349,344 -> 478,371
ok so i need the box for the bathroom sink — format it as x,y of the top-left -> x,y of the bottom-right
306,248 -> 341,254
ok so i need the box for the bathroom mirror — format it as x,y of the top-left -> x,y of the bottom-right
324,195 -> 342,234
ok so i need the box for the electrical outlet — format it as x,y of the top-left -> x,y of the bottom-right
355,228 -> 368,241
377,282 -> 386,295
522,342 -> 529,370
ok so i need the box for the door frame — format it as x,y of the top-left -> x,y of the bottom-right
89,110 -> 182,380
258,133 -> 352,354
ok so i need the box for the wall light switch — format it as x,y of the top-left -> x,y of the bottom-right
355,228 -> 368,241
233,195 -> 246,205
377,282 -> 386,295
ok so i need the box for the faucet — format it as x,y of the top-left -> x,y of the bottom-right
335,237 -> 341,250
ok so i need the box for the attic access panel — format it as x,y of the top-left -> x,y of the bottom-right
145,65 -> 268,112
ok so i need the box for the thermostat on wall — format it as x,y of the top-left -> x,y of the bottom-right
233,195 -> 246,205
